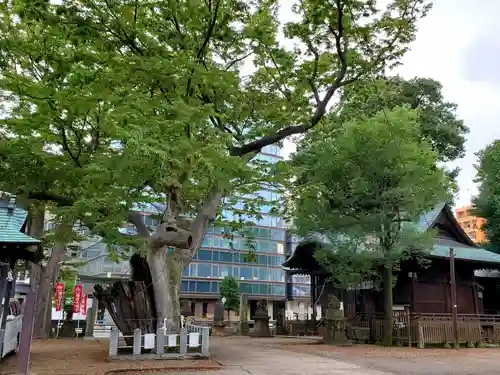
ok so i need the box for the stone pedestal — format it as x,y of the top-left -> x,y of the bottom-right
323,295 -> 351,346
275,312 -> 288,336
212,300 -> 225,336
251,299 -> 272,337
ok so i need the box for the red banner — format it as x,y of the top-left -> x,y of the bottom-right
73,284 -> 83,313
55,283 -> 64,312
81,293 -> 87,316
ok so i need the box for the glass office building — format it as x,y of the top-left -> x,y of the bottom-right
181,144 -> 287,318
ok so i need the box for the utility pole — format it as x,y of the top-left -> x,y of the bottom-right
449,248 -> 459,348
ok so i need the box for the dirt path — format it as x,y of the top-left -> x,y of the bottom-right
0,339 -> 220,375
264,339 -> 500,375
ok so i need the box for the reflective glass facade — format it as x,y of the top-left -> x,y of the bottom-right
186,147 -> 287,298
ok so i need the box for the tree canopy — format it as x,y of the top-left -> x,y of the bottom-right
473,140 -> 500,252
219,276 -> 240,313
338,76 -> 468,162
0,0 -> 432,328
291,107 -> 449,344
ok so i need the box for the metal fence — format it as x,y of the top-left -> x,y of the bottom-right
108,323 -> 210,360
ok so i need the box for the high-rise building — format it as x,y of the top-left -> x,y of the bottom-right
455,205 -> 487,244
77,144 -> 289,319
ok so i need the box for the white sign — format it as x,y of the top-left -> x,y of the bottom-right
188,332 -> 200,347
167,334 -> 177,347
144,333 -> 155,349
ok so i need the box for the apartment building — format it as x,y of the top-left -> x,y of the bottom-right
455,205 -> 487,244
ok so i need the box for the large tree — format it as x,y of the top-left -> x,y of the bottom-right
0,0 -> 431,330
291,107 -> 449,345
338,76 -> 468,162
336,76 -> 468,203
473,140 -> 500,252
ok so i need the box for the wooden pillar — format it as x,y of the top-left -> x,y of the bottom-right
472,270 -> 480,315
310,275 -> 317,326
410,273 -> 417,313
16,289 -> 37,374
449,248 -> 459,348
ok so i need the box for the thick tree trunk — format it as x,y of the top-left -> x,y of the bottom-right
382,265 -> 393,347
147,247 -> 184,331
94,279 -> 156,345
97,189 -> 223,337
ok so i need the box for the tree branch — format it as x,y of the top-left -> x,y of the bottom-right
231,0 -> 414,157
126,211 -> 150,237
197,0 -> 220,63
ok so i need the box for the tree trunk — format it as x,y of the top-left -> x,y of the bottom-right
32,242 -> 66,339
382,264 -> 393,346
147,247 -> 184,331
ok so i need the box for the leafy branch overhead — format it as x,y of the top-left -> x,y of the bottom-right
0,0 -> 431,246
0,0 -> 432,327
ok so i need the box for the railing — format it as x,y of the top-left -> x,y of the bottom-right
108,324 -> 210,360
347,312 -> 500,347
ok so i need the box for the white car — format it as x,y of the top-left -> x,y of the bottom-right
1,298 -> 22,358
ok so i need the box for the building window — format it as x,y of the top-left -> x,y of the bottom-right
198,250 -> 212,261
198,263 -> 211,278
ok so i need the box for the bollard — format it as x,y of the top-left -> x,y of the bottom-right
156,327 -> 165,354
201,327 -> 210,357
133,329 -> 142,355
109,327 -> 119,357
180,327 -> 187,355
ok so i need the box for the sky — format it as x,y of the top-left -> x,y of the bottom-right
281,0 -> 500,209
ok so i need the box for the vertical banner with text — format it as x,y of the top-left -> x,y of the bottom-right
81,293 -> 87,316
55,283 -> 64,312
73,284 -> 83,313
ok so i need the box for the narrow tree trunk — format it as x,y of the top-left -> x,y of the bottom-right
382,264 -> 393,346
32,242 -> 66,339
147,247 -> 184,331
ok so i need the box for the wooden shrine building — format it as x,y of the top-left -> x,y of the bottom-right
283,203 -> 500,319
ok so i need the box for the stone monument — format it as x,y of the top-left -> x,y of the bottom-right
212,300 -> 226,336
251,298 -> 272,337
275,311 -> 288,336
323,295 -> 351,345
239,294 -> 249,335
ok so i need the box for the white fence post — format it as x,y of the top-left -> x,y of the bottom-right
133,329 -> 142,355
180,327 -> 187,355
109,327 -> 119,357
201,327 -> 210,357
156,328 -> 165,354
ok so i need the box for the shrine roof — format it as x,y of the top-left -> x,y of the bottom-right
0,203 -> 40,245
283,203 -> 500,274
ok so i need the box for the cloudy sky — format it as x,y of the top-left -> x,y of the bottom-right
281,1 -> 500,208
397,0 -> 500,208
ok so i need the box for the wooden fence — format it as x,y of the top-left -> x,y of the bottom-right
348,312 -> 500,347
108,323 -> 210,360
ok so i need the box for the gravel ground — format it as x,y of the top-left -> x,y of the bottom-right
2,336 -> 499,375
269,341 -> 500,375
